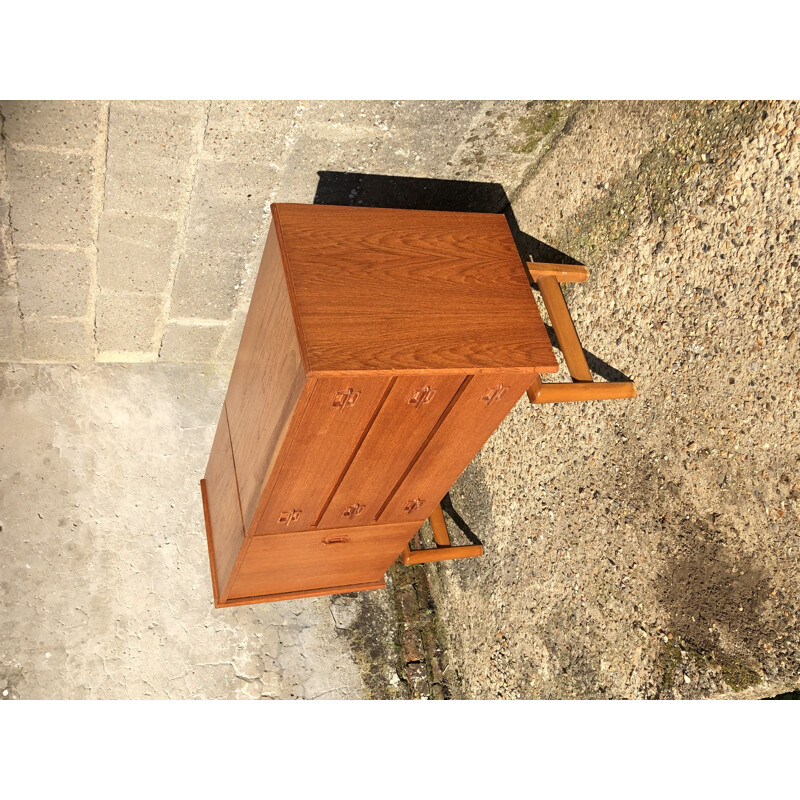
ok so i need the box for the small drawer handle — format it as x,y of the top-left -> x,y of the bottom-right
403,498 -> 425,514
332,388 -> 360,410
481,384 -> 508,406
322,535 -> 350,545
342,503 -> 365,518
408,386 -> 436,408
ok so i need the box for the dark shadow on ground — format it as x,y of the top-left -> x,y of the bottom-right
314,171 -> 582,266
440,492 -> 482,548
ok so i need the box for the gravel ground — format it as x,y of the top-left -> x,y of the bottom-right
425,100 -> 800,699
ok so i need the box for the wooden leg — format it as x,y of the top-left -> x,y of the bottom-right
526,373 -> 543,404
399,503 -> 483,565
429,503 -> 451,546
527,262 -> 636,405
528,373 -> 637,403
536,275 -> 593,382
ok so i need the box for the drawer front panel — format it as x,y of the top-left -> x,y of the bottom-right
203,403 -> 245,595
228,522 -> 420,600
378,371 -> 536,524
252,375 -> 392,534
317,374 -> 466,529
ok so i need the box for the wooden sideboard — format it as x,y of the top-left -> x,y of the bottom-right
201,203 -> 559,607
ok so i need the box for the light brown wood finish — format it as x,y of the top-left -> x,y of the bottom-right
525,262 -> 589,283
215,581 -> 388,608
200,205 -> 571,606
202,405 -> 245,595
227,522 -> 421,600
252,375 -> 392,534
527,373 -> 637,403
199,479 -> 218,600
535,275 -> 593,382
400,543 -> 484,565
223,223 -> 306,531
429,503 -> 451,547
317,374 -> 465,529
398,503 -> 484,564
527,261 -> 636,405
379,371 -> 536,524
272,203 -> 559,375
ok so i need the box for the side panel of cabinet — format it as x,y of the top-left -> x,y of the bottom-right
227,522 -> 421,600
317,374 -> 465,529
203,404 -> 245,598
378,371 -> 537,524
224,222 -> 307,533
251,375 -> 393,534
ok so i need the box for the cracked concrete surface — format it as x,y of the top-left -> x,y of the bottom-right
0,363 -> 369,699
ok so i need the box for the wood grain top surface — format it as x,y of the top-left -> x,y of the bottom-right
272,203 -> 558,374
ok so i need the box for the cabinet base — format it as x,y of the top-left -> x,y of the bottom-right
200,478 -> 222,604
213,580 -> 387,608
200,479 -> 406,608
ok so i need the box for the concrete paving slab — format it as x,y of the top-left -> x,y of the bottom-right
21,318 -> 92,361
1,101 -> 101,150
103,103 -> 201,218
95,292 -> 160,354
185,159 -> 275,254
0,296 -> 22,359
159,322 -> 224,362
97,212 -> 179,294
5,149 -> 95,247
204,100 -> 298,163
170,248 -> 247,320
17,248 -> 90,318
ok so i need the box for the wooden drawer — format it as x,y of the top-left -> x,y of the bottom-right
378,371 -> 536,524
202,404 -> 245,595
251,375 -> 391,534
222,223 -> 307,533
226,522 -> 420,601
316,374 -> 465,529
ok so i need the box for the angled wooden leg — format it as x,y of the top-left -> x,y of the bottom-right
536,275 -> 593,382
528,373 -> 637,404
429,503 -> 451,546
526,262 -> 636,404
399,503 -> 483,565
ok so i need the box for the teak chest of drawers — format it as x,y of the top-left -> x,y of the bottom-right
201,203 -> 559,607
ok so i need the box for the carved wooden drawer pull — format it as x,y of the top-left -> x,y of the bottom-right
403,498 -> 425,514
408,386 -> 436,408
481,384 -> 508,406
342,503 -> 365,518
332,388 -> 360,410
